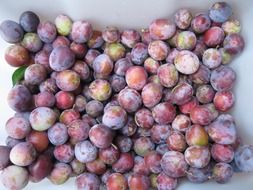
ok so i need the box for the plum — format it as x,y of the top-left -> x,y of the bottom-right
1,165 -> 29,189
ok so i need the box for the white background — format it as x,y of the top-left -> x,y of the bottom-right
0,0 -> 253,189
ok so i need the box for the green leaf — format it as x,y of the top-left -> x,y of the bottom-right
12,65 -> 28,86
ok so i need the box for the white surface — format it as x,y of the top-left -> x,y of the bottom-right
0,0 -> 253,189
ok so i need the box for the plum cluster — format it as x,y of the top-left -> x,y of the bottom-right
0,2 -> 252,190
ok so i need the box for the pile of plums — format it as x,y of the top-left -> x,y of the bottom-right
0,1 -> 252,190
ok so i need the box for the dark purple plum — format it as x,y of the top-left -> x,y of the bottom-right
7,85 -> 32,112
0,20 -> 24,43
28,154 -> 53,183
19,11 -> 40,32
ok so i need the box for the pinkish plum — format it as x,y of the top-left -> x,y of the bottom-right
55,91 -> 75,110
121,29 -> 140,48
185,125 -> 209,146
89,124 -> 113,149
84,49 -> 101,68
10,142 -> 36,166
172,114 -> 191,132
86,158 -> 106,175
5,116 -> 31,139
70,42 -> 87,59
152,102 -> 176,125
118,87 -> 142,113
223,33 -> 244,55
112,153 -> 134,173
160,151 -> 188,178
203,26 -> 225,47
190,64 -> 211,85
157,172 -> 178,190
1,165 -> 29,190
176,31 -> 196,50
144,151 -> 162,174
179,97 -> 199,115
70,159 -> 85,176
128,174 -> 150,190
87,30 -> 104,48
39,78 -> 58,94
72,60 -> 90,81
29,107 -> 57,131
191,13 -> 211,34
35,91 -> 55,108
76,172 -> 100,190
196,85 -> 215,104
105,42 -> 126,62
125,66 -> 148,90
59,109 -> 80,125
213,91 -> 235,112
74,140 -> 98,163
213,163 -> 233,184
4,44 -> 30,67
135,108 -> 154,129
190,105 -> 213,126
67,119 -> 90,143
99,145 -> 120,165
133,156 -> 150,176
106,173 -> 128,190
211,144 -> 234,163
134,137 -> 155,157
150,124 -> 171,144
102,26 -> 120,43
144,57 -> 160,74
174,50 -> 200,74
167,131 -> 187,152
52,36 -> 70,48
149,18 -> 176,40
48,162 -> 72,185
71,20 -> 92,43
56,70 -> 80,91
171,82 -> 193,105
89,79 -> 112,101
48,122 -> 68,145
148,40 -> 169,61
93,54 -> 113,76
141,83 -> 162,108
54,144 -> 74,163
184,146 -> 211,168
37,21 -> 56,43
174,8 -> 192,29
102,105 -> 127,130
